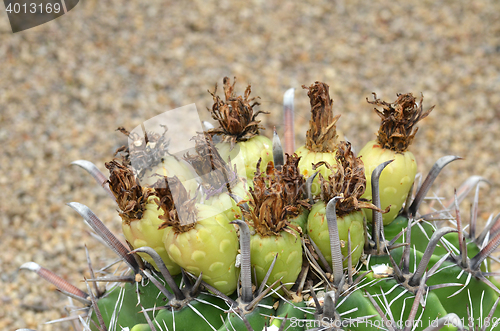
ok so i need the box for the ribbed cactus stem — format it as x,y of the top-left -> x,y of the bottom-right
230,219 -> 253,303
326,196 -> 344,287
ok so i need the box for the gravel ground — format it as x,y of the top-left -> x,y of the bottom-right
1,1 -> 500,330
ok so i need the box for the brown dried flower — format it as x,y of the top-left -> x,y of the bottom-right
369,93 -> 434,153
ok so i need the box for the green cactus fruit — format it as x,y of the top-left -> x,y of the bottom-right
241,154 -> 310,291
206,77 -> 272,184
295,82 -> 341,197
307,142 -> 376,268
359,93 -> 433,225
106,160 -> 181,274
162,202 -> 239,295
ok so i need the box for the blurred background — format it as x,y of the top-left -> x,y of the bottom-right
1,0 -> 500,329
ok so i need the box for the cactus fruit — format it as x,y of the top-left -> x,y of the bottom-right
19,80 -> 500,331
359,93 -> 434,226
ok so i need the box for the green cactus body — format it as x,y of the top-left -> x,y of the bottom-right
307,201 -> 365,268
271,300 -> 313,331
122,196 -> 180,274
92,274 -> 180,329
425,260 -> 500,322
335,289 -> 384,331
218,296 -> 275,331
363,273 -> 458,331
250,230 -> 303,291
359,140 -> 417,225
163,204 -> 239,295
129,293 -> 227,331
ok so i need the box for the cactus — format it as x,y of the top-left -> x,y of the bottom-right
18,79 -> 500,331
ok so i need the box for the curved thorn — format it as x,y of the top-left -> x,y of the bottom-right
140,268 -> 174,301
422,313 -> 464,331
67,202 -> 139,273
326,197 -> 344,287
19,262 -> 90,305
230,220 -> 253,304
403,181 -> 415,216
272,128 -> 284,169
283,87 -> 295,155
409,227 -> 458,286
71,160 -> 115,200
471,230 -> 500,271
371,160 -> 394,252
130,247 -> 184,300
306,171 -> 320,205
409,155 -> 462,217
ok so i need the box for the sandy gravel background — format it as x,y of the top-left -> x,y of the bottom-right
1,1 -> 500,330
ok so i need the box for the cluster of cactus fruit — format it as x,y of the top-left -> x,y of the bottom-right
19,78 -> 500,331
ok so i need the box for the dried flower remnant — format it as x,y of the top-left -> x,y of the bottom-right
206,77 -> 273,183
370,93 -> 434,153
303,82 -> 340,153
